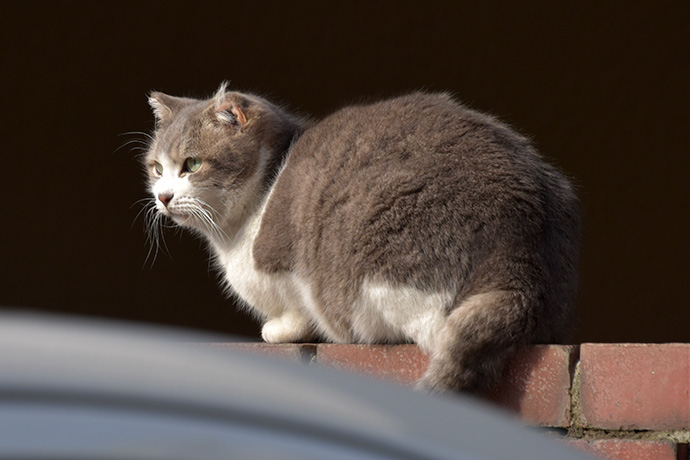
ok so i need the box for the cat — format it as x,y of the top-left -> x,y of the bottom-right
142,82 -> 581,393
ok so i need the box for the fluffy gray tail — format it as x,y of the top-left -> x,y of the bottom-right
417,289 -> 537,393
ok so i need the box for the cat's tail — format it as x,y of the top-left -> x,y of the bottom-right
416,289 -> 538,394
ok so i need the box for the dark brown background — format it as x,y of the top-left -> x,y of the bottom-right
1,2 -> 688,343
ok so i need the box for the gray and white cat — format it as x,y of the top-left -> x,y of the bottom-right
142,83 -> 580,393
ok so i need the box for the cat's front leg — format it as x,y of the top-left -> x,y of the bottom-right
261,310 -> 314,343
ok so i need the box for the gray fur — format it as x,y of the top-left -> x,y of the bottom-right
143,86 -> 581,393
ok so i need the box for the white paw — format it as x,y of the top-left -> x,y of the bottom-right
261,313 -> 313,343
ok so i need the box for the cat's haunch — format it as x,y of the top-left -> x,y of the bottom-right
142,83 -> 581,393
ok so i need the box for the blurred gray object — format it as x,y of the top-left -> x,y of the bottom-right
0,312 -> 592,460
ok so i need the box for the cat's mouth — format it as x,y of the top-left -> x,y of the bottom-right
169,212 -> 193,225
160,208 -> 192,225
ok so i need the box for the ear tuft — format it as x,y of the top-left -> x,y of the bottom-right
212,81 -> 231,108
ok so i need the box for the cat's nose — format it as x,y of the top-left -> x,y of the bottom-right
158,192 -> 174,207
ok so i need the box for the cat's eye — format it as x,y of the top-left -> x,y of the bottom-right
184,157 -> 202,173
153,162 -> 163,176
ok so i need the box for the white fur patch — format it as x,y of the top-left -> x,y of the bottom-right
261,309 -> 312,343
218,207 -> 290,318
151,155 -> 191,211
218,210 -> 317,343
353,280 -> 452,351
215,110 -> 235,124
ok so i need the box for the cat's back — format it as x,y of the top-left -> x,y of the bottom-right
294,92 -> 525,167
283,92 -> 547,198
255,92 -> 577,293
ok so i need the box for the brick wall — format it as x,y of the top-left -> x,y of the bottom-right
202,343 -> 690,460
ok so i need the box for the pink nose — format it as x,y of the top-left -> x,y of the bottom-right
158,192 -> 173,207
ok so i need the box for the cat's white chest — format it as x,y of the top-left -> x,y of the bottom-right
215,213 -> 302,320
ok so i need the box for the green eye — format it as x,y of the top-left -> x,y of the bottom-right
185,157 -> 202,173
153,162 -> 163,176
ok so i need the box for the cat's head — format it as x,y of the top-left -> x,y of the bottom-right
143,83 -> 301,241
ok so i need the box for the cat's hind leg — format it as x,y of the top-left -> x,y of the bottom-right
261,310 -> 315,343
417,289 -> 537,393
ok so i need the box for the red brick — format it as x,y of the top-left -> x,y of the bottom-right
315,344 -> 429,385
579,344 -> 690,430
564,439 -> 684,460
488,345 -> 577,427
193,342 -> 314,362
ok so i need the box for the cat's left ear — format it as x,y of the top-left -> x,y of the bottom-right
214,98 -> 248,132
212,83 -> 248,132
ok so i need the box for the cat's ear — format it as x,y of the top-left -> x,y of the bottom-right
214,99 -> 248,131
212,83 -> 248,131
148,92 -> 182,123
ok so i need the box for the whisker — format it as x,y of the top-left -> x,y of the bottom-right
135,193 -> 230,268
115,131 -> 154,154
115,142 -> 149,154
136,199 -> 172,267
130,197 -> 155,209
131,199 -> 154,231
192,199 -> 229,242
189,208 -> 213,238
119,131 -> 154,141
144,208 -> 161,266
